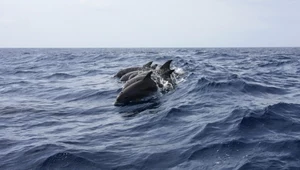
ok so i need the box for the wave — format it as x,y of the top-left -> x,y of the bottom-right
14,70 -> 38,74
1,48 -> 300,169
193,78 -> 287,95
53,89 -> 115,102
146,51 -> 159,54
191,102 -> 300,147
195,51 -> 205,55
116,97 -> 162,115
176,49 -> 189,53
0,139 -> 19,150
257,60 -> 294,67
186,102 -> 300,169
83,69 -> 103,76
37,152 -> 105,170
1,106 -> 44,115
44,73 -> 76,79
186,138 -> 300,170
68,90 -> 115,102
239,103 -> 300,135
0,80 -> 30,86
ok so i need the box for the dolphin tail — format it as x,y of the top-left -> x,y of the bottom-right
143,61 -> 153,68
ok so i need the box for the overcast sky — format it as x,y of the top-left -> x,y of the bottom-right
0,0 -> 299,47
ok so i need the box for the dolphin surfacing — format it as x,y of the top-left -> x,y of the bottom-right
115,71 -> 157,105
115,61 -> 152,78
124,71 -> 152,89
120,71 -> 140,82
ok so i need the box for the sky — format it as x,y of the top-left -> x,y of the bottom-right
0,0 -> 299,47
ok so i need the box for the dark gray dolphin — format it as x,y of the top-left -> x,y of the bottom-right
128,70 -> 148,80
124,71 -> 151,89
115,72 -> 157,105
115,61 -> 152,78
120,71 -> 140,82
128,72 -> 140,79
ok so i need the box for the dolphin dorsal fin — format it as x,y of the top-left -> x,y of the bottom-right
143,71 -> 153,80
163,69 -> 175,78
151,64 -> 158,69
160,60 -> 172,71
143,61 -> 153,68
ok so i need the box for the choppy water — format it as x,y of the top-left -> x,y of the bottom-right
1,48 -> 300,170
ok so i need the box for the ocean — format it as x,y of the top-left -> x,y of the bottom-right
1,48 -> 300,170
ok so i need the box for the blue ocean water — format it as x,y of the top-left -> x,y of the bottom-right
0,48 -> 300,170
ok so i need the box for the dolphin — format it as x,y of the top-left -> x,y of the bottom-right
115,71 -> 158,105
115,61 -> 152,78
124,71 -> 152,89
127,70 -> 149,80
120,71 -> 140,82
128,72 -> 139,80
124,71 -> 167,89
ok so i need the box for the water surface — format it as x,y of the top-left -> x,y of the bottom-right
1,48 -> 300,169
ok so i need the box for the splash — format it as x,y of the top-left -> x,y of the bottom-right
152,66 -> 185,93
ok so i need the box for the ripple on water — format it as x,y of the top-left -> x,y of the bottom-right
1,48 -> 300,169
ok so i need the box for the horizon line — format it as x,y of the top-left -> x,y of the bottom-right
0,46 -> 299,49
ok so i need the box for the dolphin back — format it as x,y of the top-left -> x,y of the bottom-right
124,71 -> 152,89
115,72 -> 157,105
120,71 -> 139,82
115,67 -> 141,78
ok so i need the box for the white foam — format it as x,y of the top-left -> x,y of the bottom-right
150,66 -> 185,93
174,67 -> 185,75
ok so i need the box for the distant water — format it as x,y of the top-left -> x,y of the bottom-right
1,48 -> 300,170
